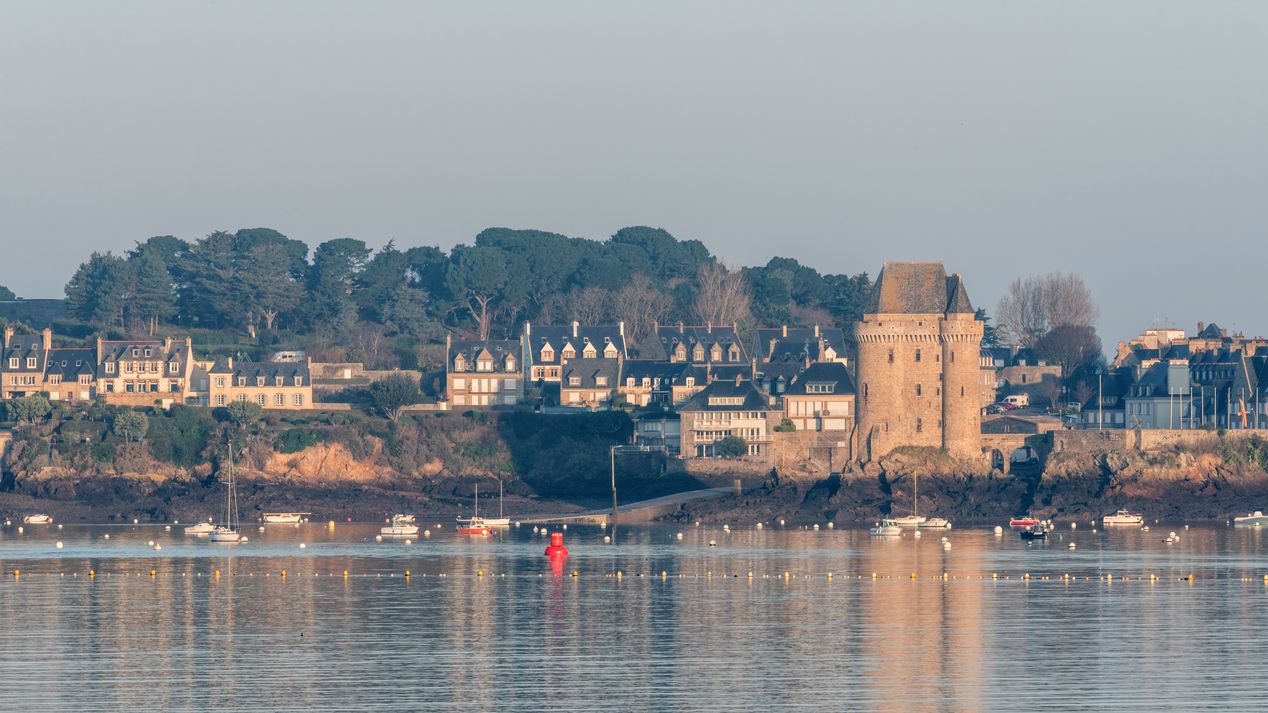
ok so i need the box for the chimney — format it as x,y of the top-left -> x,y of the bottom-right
1197,321 -> 1204,335
163,337 -> 172,351
227,357 -> 234,370
814,323 -> 820,337
524,321 -> 531,338
707,322 -> 712,334
782,324 -> 788,338
96,336 -> 103,365
678,321 -> 684,334
618,321 -> 624,336
572,320 -> 579,338
2,324 -> 12,347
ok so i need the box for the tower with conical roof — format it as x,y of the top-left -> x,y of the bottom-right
852,262 -> 983,460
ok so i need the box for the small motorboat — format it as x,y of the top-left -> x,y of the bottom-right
1234,510 -> 1268,526
1019,524 -> 1048,540
1009,516 -> 1039,528
1102,509 -> 1144,526
918,517 -> 952,530
184,521 -> 217,535
23,514 -> 53,525
262,512 -> 309,524
457,524 -> 492,536
393,514 -> 416,524
869,519 -> 902,537
381,515 -> 419,537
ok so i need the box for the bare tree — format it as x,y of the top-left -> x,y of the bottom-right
692,261 -> 752,328
996,272 -> 1098,347
564,287 -> 611,324
612,274 -> 673,349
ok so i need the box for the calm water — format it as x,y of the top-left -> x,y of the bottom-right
2,520 -> 1267,712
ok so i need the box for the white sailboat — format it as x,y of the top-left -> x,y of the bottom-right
210,446 -> 242,543
456,481 -> 511,528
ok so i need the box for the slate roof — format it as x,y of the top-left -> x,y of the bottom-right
866,262 -> 975,316
645,324 -> 748,363
679,380 -> 772,413
753,326 -> 847,362
526,323 -> 626,363
448,339 -> 520,371
99,340 -> 189,366
45,348 -> 96,380
209,359 -> 311,382
2,334 -> 47,373
560,357 -> 620,389
1198,322 -> 1224,339
784,362 -> 855,397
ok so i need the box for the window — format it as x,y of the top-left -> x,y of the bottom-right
215,394 -> 226,406
950,351 -> 955,364
583,345 -> 597,358
562,348 -> 575,360
26,357 -> 36,369
169,362 -> 179,373
916,384 -> 922,397
293,394 -> 304,406
915,349 -> 922,363
541,348 -> 553,363
144,348 -> 152,358
131,348 -> 139,358
106,362 -> 115,374
916,418 -> 923,433
452,377 -> 465,390
49,375 -> 61,385
6,358 -> 16,368
214,377 -> 225,388
236,394 -> 248,403
454,355 -> 467,371
477,358 -> 492,372
693,345 -> 704,361
729,346 -> 739,362
626,377 -> 635,387
569,376 -> 581,386
274,393 -> 284,406
505,357 -> 516,371
711,345 -> 722,362
596,376 -> 608,387
294,376 -> 303,387
276,376 -> 284,387
237,377 -> 246,387
257,376 -> 266,387
887,350 -> 894,364
863,384 -> 868,399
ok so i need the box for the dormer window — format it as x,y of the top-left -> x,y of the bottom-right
237,376 -> 247,387
728,345 -> 739,362
604,343 -> 618,358
642,377 -> 651,387
7,357 -> 16,369
453,355 -> 467,372
693,345 -> 705,362
596,376 -> 608,387
105,362 -> 115,374
562,347 -> 576,360
583,345 -> 597,358
674,345 -> 686,362
26,357 -> 36,369
685,377 -> 695,387
144,348 -> 152,358
275,376 -> 284,387
169,362 -> 179,373
711,345 -> 722,362
476,358 -> 492,372
294,376 -> 303,387
505,356 -> 516,371
256,376 -> 265,387
541,347 -> 554,363
132,349 -> 139,358
626,377 -> 635,387
569,376 -> 581,386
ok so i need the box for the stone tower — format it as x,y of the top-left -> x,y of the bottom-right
853,262 -> 983,461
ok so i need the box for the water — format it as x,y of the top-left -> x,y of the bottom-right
2,520 -> 1267,712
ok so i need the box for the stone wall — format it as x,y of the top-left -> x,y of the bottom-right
771,430 -> 853,478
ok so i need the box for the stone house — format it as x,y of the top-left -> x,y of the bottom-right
207,356 -> 314,409
989,347 -> 1064,406
95,337 -> 194,407
852,262 -> 983,460
781,361 -> 855,433
43,348 -> 97,402
753,324 -> 849,366
522,321 -> 626,384
445,336 -> 522,408
678,378 -> 776,458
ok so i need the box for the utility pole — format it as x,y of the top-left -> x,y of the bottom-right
1097,372 -> 1103,431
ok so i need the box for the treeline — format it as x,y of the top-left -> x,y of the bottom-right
58,226 -> 873,362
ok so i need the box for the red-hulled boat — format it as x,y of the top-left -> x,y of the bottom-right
457,524 -> 492,536
1009,516 -> 1040,528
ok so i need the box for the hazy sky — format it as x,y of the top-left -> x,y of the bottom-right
2,1 -> 1265,343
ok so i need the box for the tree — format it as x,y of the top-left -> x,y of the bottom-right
130,249 -> 176,334
445,245 -> 512,340
715,435 -> 748,458
8,395 -> 51,425
1034,324 -> 1103,383
64,252 -> 132,326
369,374 -> 423,421
382,284 -> 441,340
613,274 -> 674,351
0,284 -> 14,300
561,286 -> 611,324
112,410 -> 149,443
996,272 -> 1098,347
692,261 -> 752,328
238,242 -> 304,333
224,400 -> 263,429
976,308 -> 999,349
181,232 -> 242,328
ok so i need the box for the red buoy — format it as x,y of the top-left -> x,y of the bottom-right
545,531 -> 568,558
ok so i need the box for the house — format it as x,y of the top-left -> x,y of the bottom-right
781,362 -> 855,433
644,322 -> 748,365
445,336 -> 522,408
753,324 -> 848,366
207,355 -> 313,409
979,350 -> 998,407
95,337 -> 194,406
634,412 -> 681,455
678,377 -> 776,458
619,360 -> 692,407
1078,368 -> 1131,429
559,357 -> 620,408
1,326 -> 51,399
523,321 -> 626,384
1123,360 -> 1192,429
43,348 -> 97,402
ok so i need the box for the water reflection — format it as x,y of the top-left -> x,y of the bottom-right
1,523 -> 1266,711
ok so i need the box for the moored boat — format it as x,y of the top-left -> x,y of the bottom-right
890,514 -> 926,528
1233,511 -> 1268,526
1102,509 -> 1144,526
262,512 -> 309,524
210,443 -> 243,544
1009,516 -> 1040,528
457,524 -> 492,536
869,519 -> 902,537
22,514 -> 53,525
455,481 -> 511,528
380,515 -> 419,537
184,521 -> 216,535
1019,524 -> 1048,540
918,517 -> 952,530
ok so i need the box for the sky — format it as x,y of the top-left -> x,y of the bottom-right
1,1 -> 1265,344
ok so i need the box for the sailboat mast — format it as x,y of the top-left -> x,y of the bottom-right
474,483 -> 478,519
499,478 -> 504,519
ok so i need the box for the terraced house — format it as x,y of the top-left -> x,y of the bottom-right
207,355 -> 313,409
522,321 -> 626,384
678,377 -> 777,458
645,322 -> 747,365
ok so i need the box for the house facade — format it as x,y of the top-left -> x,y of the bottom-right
1,327 -> 51,399
207,356 -> 314,409
523,321 -> 626,384
559,357 -> 620,408
781,362 -> 856,433
95,337 -> 194,406
445,336 -> 523,408
678,378 -> 776,458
